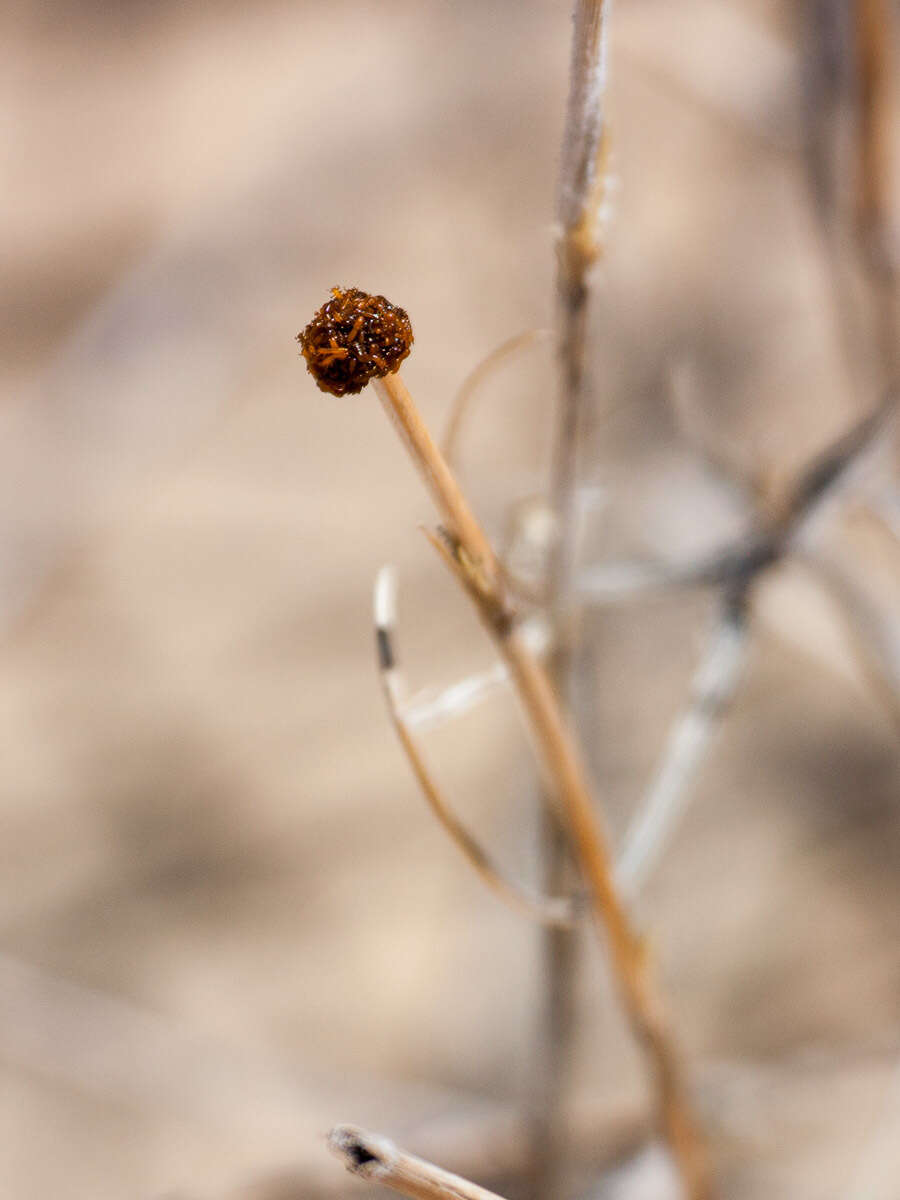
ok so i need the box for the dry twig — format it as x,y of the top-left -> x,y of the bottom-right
854,0 -> 898,280
536,4 -> 615,1190
442,329 -> 551,469
373,567 -> 580,929
328,1125 -> 510,1200
300,292 -> 712,1198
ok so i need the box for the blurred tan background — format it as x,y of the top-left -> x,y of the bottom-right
2,1 -> 900,1197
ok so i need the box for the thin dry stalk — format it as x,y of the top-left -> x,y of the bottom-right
551,0 -> 613,610
442,329 -> 551,468
806,2 -> 899,405
374,375 -> 500,592
801,2 -> 889,410
853,0 -> 900,404
328,1125 -> 510,1200
373,568 -> 580,929
551,0 -> 612,587
854,0 -> 897,276
556,0 -> 612,304
373,370 -> 712,1200
538,4 -> 614,1190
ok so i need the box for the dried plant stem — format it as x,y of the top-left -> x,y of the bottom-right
328,1125 -> 510,1200
550,11 -> 611,619
537,5 -> 613,1192
442,329 -> 551,468
557,0 -> 611,301
529,807 -> 577,1200
374,375 -> 500,590
375,370 -> 712,1200
552,0 -> 612,584
854,0 -> 900,407
802,1 -> 897,422
855,0 -> 896,274
373,568 -> 580,929
535,294 -> 585,1198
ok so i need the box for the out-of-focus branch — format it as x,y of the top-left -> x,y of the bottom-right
783,388 -> 897,530
576,386 -> 897,908
397,614 -> 551,733
329,1125 -> 510,1200
539,4 -> 614,1190
854,0 -> 898,279
556,0 -> 612,298
802,1 -> 898,426
799,552 -> 900,735
801,0 -> 851,225
576,539 -> 778,605
442,330 -> 551,470
617,600 -> 749,898
573,386 -> 895,610
551,0 -> 612,598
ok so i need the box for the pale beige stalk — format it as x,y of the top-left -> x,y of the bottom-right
540,4 -> 613,1194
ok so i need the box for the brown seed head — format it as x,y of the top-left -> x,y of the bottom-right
297,286 -> 413,396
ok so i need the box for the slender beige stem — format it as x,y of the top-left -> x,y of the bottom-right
377,371 -> 712,1200
539,4 -> 614,1193
553,0 -> 611,574
329,1125 -> 510,1200
529,805 -> 577,1200
557,0 -> 612,296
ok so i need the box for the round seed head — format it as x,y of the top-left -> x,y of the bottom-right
297,286 -> 414,396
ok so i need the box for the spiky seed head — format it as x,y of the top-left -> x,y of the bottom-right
297,286 -> 413,396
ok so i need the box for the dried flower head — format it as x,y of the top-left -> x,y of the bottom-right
297,286 -> 414,396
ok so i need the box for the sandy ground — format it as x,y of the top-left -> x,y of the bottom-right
2,1 -> 900,1197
